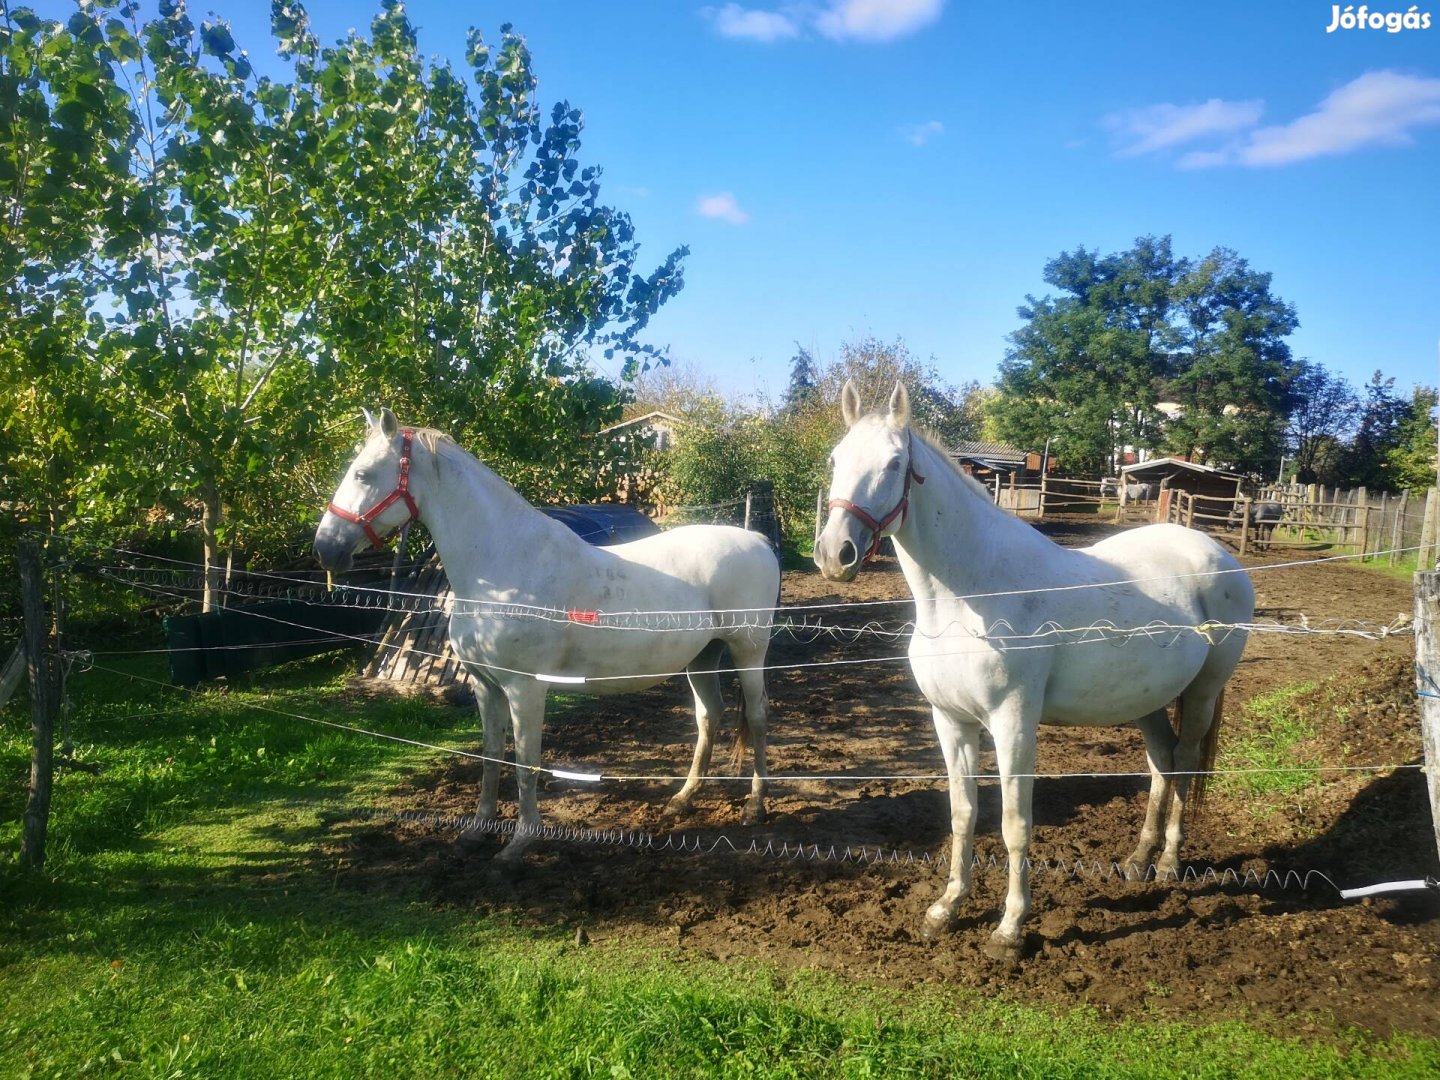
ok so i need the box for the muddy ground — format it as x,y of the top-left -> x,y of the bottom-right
326,517 -> 1440,1039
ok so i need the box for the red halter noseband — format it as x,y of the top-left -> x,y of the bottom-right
326,428 -> 420,550
827,437 -> 926,564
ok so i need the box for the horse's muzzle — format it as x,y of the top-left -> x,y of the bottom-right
313,518 -> 358,574
814,518 -> 865,582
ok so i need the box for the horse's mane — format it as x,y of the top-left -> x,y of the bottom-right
909,425 -> 995,501
410,426 -> 524,503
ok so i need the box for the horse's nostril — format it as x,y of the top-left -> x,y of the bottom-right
839,540 -> 858,567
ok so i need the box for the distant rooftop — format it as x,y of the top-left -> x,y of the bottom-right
951,440 -> 1029,464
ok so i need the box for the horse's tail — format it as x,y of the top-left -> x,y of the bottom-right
1181,688 -> 1225,812
729,674 -> 750,770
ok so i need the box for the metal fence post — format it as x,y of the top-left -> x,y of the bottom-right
1412,572 -> 1440,868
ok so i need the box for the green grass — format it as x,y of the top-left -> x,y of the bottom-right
3,655 -> 1438,1078
1214,682 -> 1327,822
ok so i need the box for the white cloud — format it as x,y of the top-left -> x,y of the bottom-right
814,0 -> 945,42
899,119 -> 944,146
1104,98 -> 1265,157
703,3 -> 801,42
702,0 -> 944,44
1111,71 -> 1440,170
697,192 -> 751,224
1234,70 -> 1440,166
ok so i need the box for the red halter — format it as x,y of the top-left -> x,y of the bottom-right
326,428 -> 420,550
827,437 -> 926,564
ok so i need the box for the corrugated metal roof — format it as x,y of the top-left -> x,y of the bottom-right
951,440 -> 1029,462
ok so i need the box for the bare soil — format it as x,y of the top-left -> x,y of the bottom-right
326,517 -> 1440,1039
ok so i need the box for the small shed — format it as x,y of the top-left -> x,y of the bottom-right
952,440 -> 1056,517
1119,458 -> 1242,522
951,440 -> 1052,482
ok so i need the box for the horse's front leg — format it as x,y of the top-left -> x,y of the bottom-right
987,703 -> 1039,962
494,679 -> 548,866
665,655 -> 724,821
921,706 -> 981,940
474,677 -> 509,821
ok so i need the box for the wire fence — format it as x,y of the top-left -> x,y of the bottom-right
16,527 -> 1431,898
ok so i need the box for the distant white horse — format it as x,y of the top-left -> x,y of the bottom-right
815,383 -> 1253,960
314,409 -> 779,862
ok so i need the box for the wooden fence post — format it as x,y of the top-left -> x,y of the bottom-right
1038,470 -> 1047,520
1238,496 -> 1251,557
1391,490 -> 1409,567
1420,488 -> 1440,570
1412,572 -> 1440,868
19,540 -> 57,871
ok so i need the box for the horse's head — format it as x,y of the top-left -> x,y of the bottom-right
313,407 -> 420,573
814,380 -> 922,582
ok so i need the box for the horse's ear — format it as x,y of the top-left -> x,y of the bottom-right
841,380 -> 862,428
888,382 -> 910,427
361,407 -> 377,430
378,408 -> 399,438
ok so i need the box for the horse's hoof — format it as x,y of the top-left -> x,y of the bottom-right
660,799 -> 692,823
741,802 -> 766,827
983,935 -> 1024,962
919,908 -> 956,942
453,829 -> 494,855
1122,859 -> 1151,882
1154,858 -> 1180,881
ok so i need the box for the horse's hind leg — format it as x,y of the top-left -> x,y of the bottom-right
1125,708 -> 1178,879
728,635 -> 770,826
1156,686 -> 1220,877
664,641 -> 727,821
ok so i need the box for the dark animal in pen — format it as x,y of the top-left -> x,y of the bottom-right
1229,500 -> 1283,549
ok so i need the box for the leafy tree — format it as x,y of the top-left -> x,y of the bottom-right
1339,372 -> 1413,489
992,236 -> 1298,475
783,344 -> 819,412
0,3 -> 135,545
627,360 -> 723,419
1164,248 -> 1297,472
817,336 -> 980,447
1382,385 -> 1438,492
1284,360 -> 1359,483
0,1 -> 685,607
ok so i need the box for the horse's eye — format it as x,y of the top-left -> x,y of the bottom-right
887,458 -> 901,472
354,470 -> 370,483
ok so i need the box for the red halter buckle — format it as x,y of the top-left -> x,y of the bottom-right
827,439 -> 925,564
327,428 -> 421,550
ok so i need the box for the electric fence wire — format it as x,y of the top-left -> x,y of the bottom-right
76,567 -> 1416,695
70,537 -> 1430,627
70,654 -> 1422,788
352,806 -> 1355,898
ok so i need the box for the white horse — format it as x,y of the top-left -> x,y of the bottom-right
815,383 -> 1253,960
314,408 -> 779,863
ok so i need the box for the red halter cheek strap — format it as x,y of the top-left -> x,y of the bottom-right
827,437 -> 926,564
326,428 -> 420,550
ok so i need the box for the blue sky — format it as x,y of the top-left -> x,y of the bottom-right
46,1 -> 1440,403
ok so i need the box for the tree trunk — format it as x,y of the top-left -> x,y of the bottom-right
19,541 -> 56,870
201,482 -> 223,614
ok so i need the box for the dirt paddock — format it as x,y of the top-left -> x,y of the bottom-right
329,516 -> 1440,1038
